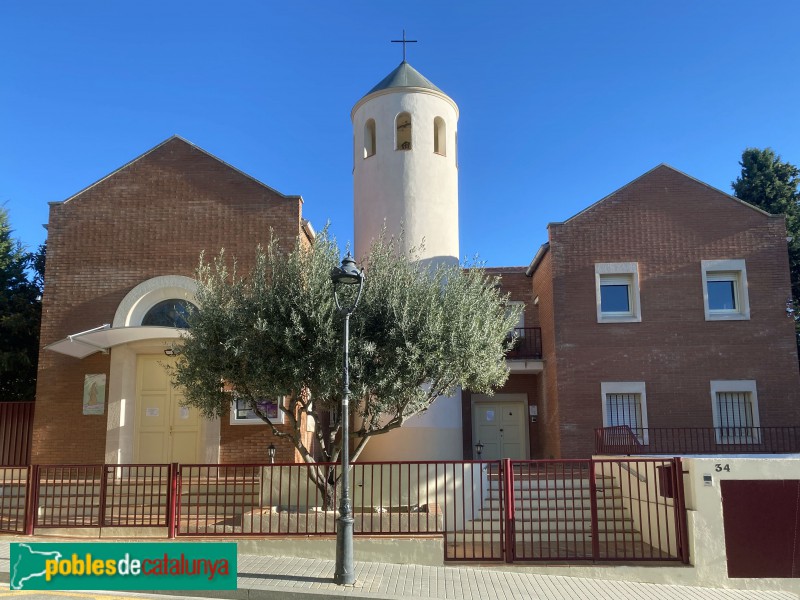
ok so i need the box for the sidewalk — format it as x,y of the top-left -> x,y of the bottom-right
1,542 -> 796,600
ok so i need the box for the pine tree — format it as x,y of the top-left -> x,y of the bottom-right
0,208 -> 43,400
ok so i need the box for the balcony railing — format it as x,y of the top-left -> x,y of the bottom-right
595,426 -> 800,455
506,327 -> 542,360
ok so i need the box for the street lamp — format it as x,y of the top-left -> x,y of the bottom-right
331,252 -> 365,586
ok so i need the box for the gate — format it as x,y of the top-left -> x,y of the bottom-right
487,458 -> 689,563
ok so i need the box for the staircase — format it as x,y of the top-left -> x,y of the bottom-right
448,465 -> 647,560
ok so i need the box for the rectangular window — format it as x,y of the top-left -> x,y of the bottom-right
230,396 -> 285,425
595,263 -> 641,323
601,382 -> 648,444
710,380 -> 760,444
702,260 -> 749,320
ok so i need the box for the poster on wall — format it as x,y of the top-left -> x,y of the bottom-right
83,374 -> 106,415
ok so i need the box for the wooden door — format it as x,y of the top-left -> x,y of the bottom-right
473,400 -> 527,460
135,355 -> 200,463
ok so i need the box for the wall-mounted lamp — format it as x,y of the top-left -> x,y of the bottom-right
267,443 -> 276,464
474,440 -> 484,459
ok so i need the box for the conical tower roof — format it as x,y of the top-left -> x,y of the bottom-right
362,61 -> 446,97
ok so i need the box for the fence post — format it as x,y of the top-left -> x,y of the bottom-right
673,457 -> 690,564
167,462 -> 179,539
98,465 -> 108,528
24,464 -> 39,535
588,460 -> 600,561
502,458 -> 515,563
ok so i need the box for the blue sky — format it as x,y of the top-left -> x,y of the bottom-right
2,1 -> 800,266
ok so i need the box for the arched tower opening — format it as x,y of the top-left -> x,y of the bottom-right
434,116 -> 446,156
396,112 -> 412,150
364,118 -> 376,158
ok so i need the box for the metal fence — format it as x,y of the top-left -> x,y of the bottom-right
507,327 -> 543,360
177,462 -> 487,548
3,458 -> 687,564
22,464 -> 172,531
0,466 -> 29,534
0,401 -> 34,466
596,426 -> 800,455
507,459 -> 687,562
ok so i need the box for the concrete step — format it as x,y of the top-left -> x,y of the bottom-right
479,507 -> 627,519
463,518 -> 636,534
448,530 -> 643,543
483,491 -> 620,504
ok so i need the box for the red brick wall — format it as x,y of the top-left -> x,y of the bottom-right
545,165 -> 800,458
219,407 -> 310,464
33,137 -> 304,464
485,267 -> 539,327
531,250 -> 561,458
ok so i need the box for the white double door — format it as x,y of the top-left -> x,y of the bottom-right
135,355 -> 200,463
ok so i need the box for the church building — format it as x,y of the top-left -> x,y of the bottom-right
31,58 -> 800,465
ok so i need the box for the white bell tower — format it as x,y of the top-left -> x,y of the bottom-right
351,56 -> 463,461
352,60 -> 459,267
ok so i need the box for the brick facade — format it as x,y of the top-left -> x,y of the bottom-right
33,137 -> 309,464
32,144 -> 800,465
529,165 -> 800,458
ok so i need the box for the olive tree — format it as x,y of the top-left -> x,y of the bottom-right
171,231 -> 519,501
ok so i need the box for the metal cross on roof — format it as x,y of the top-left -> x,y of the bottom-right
391,29 -> 417,62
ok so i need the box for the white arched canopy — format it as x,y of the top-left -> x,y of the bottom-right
45,275 -> 198,358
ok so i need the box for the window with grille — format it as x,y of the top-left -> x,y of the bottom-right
601,382 -> 649,445
605,392 -> 645,442
715,391 -> 757,443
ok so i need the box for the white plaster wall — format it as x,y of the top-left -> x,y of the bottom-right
353,88 -> 462,460
358,390 -> 463,462
353,88 -> 459,267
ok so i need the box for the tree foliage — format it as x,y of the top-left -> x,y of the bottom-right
172,231 -> 519,467
732,148 -> 800,348
0,208 -> 44,401
733,148 -> 800,298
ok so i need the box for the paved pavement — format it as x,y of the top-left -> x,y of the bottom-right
1,541 -> 796,600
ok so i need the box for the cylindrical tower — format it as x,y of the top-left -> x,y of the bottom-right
352,61 -> 459,267
352,61 -> 463,462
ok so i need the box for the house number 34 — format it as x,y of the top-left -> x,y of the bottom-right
715,464 -> 731,472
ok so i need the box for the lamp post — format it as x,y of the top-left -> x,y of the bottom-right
330,252 -> 365,586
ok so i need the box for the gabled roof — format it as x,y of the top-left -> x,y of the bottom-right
549,163 -> 774,227
52,135 -> 303,206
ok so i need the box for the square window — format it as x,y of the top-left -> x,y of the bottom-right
600,281 -> 631,314
710,381 -> 760,444
701,260 -> 749,320
230,396 -> 285,425
595,263 -> 641,323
